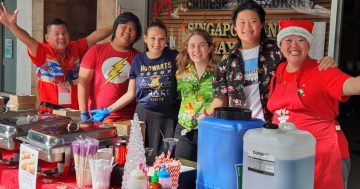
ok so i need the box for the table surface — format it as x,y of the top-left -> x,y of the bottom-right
1,150 -> 196,189
0,149 -> 91,189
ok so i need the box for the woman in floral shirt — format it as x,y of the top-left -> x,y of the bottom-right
175,29 -> 216,162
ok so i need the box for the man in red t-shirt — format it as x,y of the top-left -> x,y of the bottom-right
0,2 -> 112,114
78,12 -> 142,122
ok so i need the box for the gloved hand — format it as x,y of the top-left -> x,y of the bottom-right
88,108 -> 110,122
80,112 -> 90,122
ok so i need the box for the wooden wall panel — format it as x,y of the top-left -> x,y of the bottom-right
169,0 -> 332,9
151,0 -> 331,59
44,0 -> 97,40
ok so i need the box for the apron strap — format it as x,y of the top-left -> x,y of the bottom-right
269,63 -> 286,96
269,75 -> 276,96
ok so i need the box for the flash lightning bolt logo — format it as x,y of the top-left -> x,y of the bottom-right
105,57 -> 128,83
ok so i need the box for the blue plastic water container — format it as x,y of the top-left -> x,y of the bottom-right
197,107 -> 264,189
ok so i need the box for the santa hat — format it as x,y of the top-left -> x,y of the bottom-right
277,20 -> 314,46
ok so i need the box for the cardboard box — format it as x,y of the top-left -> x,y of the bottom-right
0,96 -> 4,106
53,109 -> 81,117
9,95 -> 37,105
113,120 -> 146,142
9,103 -> 36,111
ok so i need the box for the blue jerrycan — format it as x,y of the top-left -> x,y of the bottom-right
197,107 -> 264,189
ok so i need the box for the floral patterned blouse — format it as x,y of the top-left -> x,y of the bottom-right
213,38 -> 284,123
176,62 -> 215,130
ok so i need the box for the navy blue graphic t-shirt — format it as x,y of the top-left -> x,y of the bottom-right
129,48 -> 178,109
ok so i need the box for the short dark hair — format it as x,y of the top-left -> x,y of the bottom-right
46,18 -> 68,34
111,12 -> 142,42
146,20 -> 167,36
232,0 -> 265,25
231,0 -> 266,40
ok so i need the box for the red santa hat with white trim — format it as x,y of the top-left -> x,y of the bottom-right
277,20 -> 314,46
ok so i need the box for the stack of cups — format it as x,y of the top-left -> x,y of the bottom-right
89,158 -> 114,189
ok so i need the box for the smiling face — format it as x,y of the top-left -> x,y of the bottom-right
187,34 -> 212,65
45,24 -> 70,54
144,26 -> 167,58
113,21 -> 138,49
234,10 -> 262,49
280,35 -> 310,66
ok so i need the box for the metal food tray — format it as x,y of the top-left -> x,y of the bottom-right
0,110 -> 71,150
17,122 -> 119,162
17,122 -> 120,177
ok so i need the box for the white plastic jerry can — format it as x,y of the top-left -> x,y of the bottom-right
242,122 -> 316,189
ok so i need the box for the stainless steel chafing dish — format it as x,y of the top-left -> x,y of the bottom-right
17,122 -> 121,177
0,109 -> 36,161
0,110 -> 71,151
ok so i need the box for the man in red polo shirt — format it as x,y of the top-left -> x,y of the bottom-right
0,2 -> 112,114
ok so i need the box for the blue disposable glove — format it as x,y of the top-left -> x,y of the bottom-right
80,112 -> 90,122
88,108 -> 110,122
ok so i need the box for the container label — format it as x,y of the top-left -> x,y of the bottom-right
247,150 -> 275,176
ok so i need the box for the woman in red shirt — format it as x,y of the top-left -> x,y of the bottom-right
267,20 -> 360,189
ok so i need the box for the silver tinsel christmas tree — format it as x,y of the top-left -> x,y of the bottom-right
122,113 -> 146,188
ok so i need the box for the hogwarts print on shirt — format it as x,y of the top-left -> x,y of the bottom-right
130,48 -> 178,109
